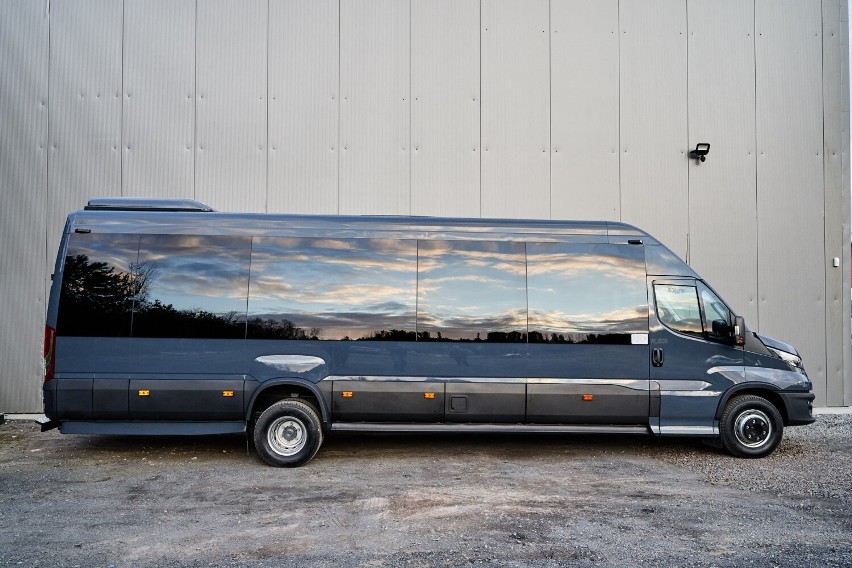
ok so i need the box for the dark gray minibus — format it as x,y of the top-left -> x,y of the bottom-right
41,198 -> 814,466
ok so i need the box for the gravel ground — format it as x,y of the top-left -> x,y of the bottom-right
0,415 -> 850,568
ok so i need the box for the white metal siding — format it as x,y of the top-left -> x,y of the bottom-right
842,0 -> 852,407
268,0 -> 339,214
823,0 -> 847,406
411,0 -> 480,217
481,0 -> 550,219
195,0 -> 268,212
619,0 -> 689,259
122,0 -> 195,199
686,0 -> 759,326
755,0 -> 827,403
0,0 -> 49,412
47,0 -> 123,264
339,0 -> 411,215
0,0 -> 848,411
550,0 -> 619,221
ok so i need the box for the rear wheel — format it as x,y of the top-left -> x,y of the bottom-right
720,394 -> 783,458
253,399 -> 323,467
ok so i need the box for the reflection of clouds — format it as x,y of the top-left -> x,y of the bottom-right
527,245 -> 644,281
251,237 -> 417,273
417,242 -> 526,324
249,237 -> 416,322
252,281 -> 413,308
69,232 -> 653,339
418,242 -> 526,277
529,305 -> 647,333
138,235 -> 252,309
66,233 -> 141,273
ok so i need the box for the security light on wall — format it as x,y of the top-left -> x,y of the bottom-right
689,143 -> 710,163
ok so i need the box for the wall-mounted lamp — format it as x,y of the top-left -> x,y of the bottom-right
689,143 -> 710,163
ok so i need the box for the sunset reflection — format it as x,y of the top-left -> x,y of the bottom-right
248,237 -> 417,340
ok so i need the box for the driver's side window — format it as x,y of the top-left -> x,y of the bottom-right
699,284 -> 732,342
654,284 -> 703,338
654,282 -> 733,343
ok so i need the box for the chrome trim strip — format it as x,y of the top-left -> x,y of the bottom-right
660,390 -> 722,397
323,376 -> 647,389
527,378 -> 647,388
656,380 -> 713,390
331,423 -> 651,435
658,425 -> 719,436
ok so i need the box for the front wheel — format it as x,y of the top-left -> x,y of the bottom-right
719,394 -> 783,458
254,399 -> 323,467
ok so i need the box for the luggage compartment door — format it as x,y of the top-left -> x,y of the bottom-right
445,382 -> 525,423
332,380 -> 444,422
129,375 -> 245,420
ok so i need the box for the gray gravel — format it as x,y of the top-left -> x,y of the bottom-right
0,415 -> 850,567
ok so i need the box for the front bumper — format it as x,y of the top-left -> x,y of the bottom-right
779,392 -> 816,426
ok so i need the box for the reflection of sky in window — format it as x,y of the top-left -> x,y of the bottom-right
417,241 -> 526,340
66,233 -> 140,274
527,244 -> 647,334
248,237 -> 417,339
137,235 -> 252,315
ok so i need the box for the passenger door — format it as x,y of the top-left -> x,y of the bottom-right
524,242 -> 651,425
649,279 -> 744,434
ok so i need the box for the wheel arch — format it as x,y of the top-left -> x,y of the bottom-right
246,378 -> 330,426
715,384 -> 789,425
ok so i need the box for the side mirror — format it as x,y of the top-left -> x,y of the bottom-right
733,316 -> 746,346
711,319 -> 730,337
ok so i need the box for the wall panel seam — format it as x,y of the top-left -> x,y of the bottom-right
193,0 -> 198,201
617,0 -> 622,221
45,0 -> 52,296
120,0 -> 125,196
753,0 -> 760,331
265,0 -> 270,213
548,0 -> 552,218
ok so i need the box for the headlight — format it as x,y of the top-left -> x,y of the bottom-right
767,346 -> 807,375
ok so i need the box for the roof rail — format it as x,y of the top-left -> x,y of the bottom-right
85,198 -> 216,212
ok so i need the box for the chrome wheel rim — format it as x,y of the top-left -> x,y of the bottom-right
734,409 -> 772,448
267,416 -> 307,457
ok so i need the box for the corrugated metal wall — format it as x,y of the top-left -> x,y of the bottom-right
0,0 -> 849,411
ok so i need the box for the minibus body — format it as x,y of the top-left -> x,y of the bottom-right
41,198 -> 814,466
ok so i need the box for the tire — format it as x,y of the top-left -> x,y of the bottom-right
253,399 -> 323,467
719,394 -> 783,458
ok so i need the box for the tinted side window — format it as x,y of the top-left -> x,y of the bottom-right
527,243 -> 648,344
654,284 -> 703,338
248,237 -> 417,340
58,233 -> 140,337
417,240 -> 527,342
132,235 -> 251,339
699,284 -> 733,342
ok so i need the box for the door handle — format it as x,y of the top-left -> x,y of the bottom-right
652,348 -> 664,367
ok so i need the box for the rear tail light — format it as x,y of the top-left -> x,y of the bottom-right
43,325 -> 56,382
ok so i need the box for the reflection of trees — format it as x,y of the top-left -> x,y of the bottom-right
528,330 -> 631,345
59,254 -> 246,339
246,317 -> 320,340
360,329 -> 416,341
60,254 -> 633,345
58,254 -> 143,336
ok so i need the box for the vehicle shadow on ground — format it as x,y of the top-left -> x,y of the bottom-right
65,429 -> 720,464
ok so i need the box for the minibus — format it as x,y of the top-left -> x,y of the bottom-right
41,198 -> 815,466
